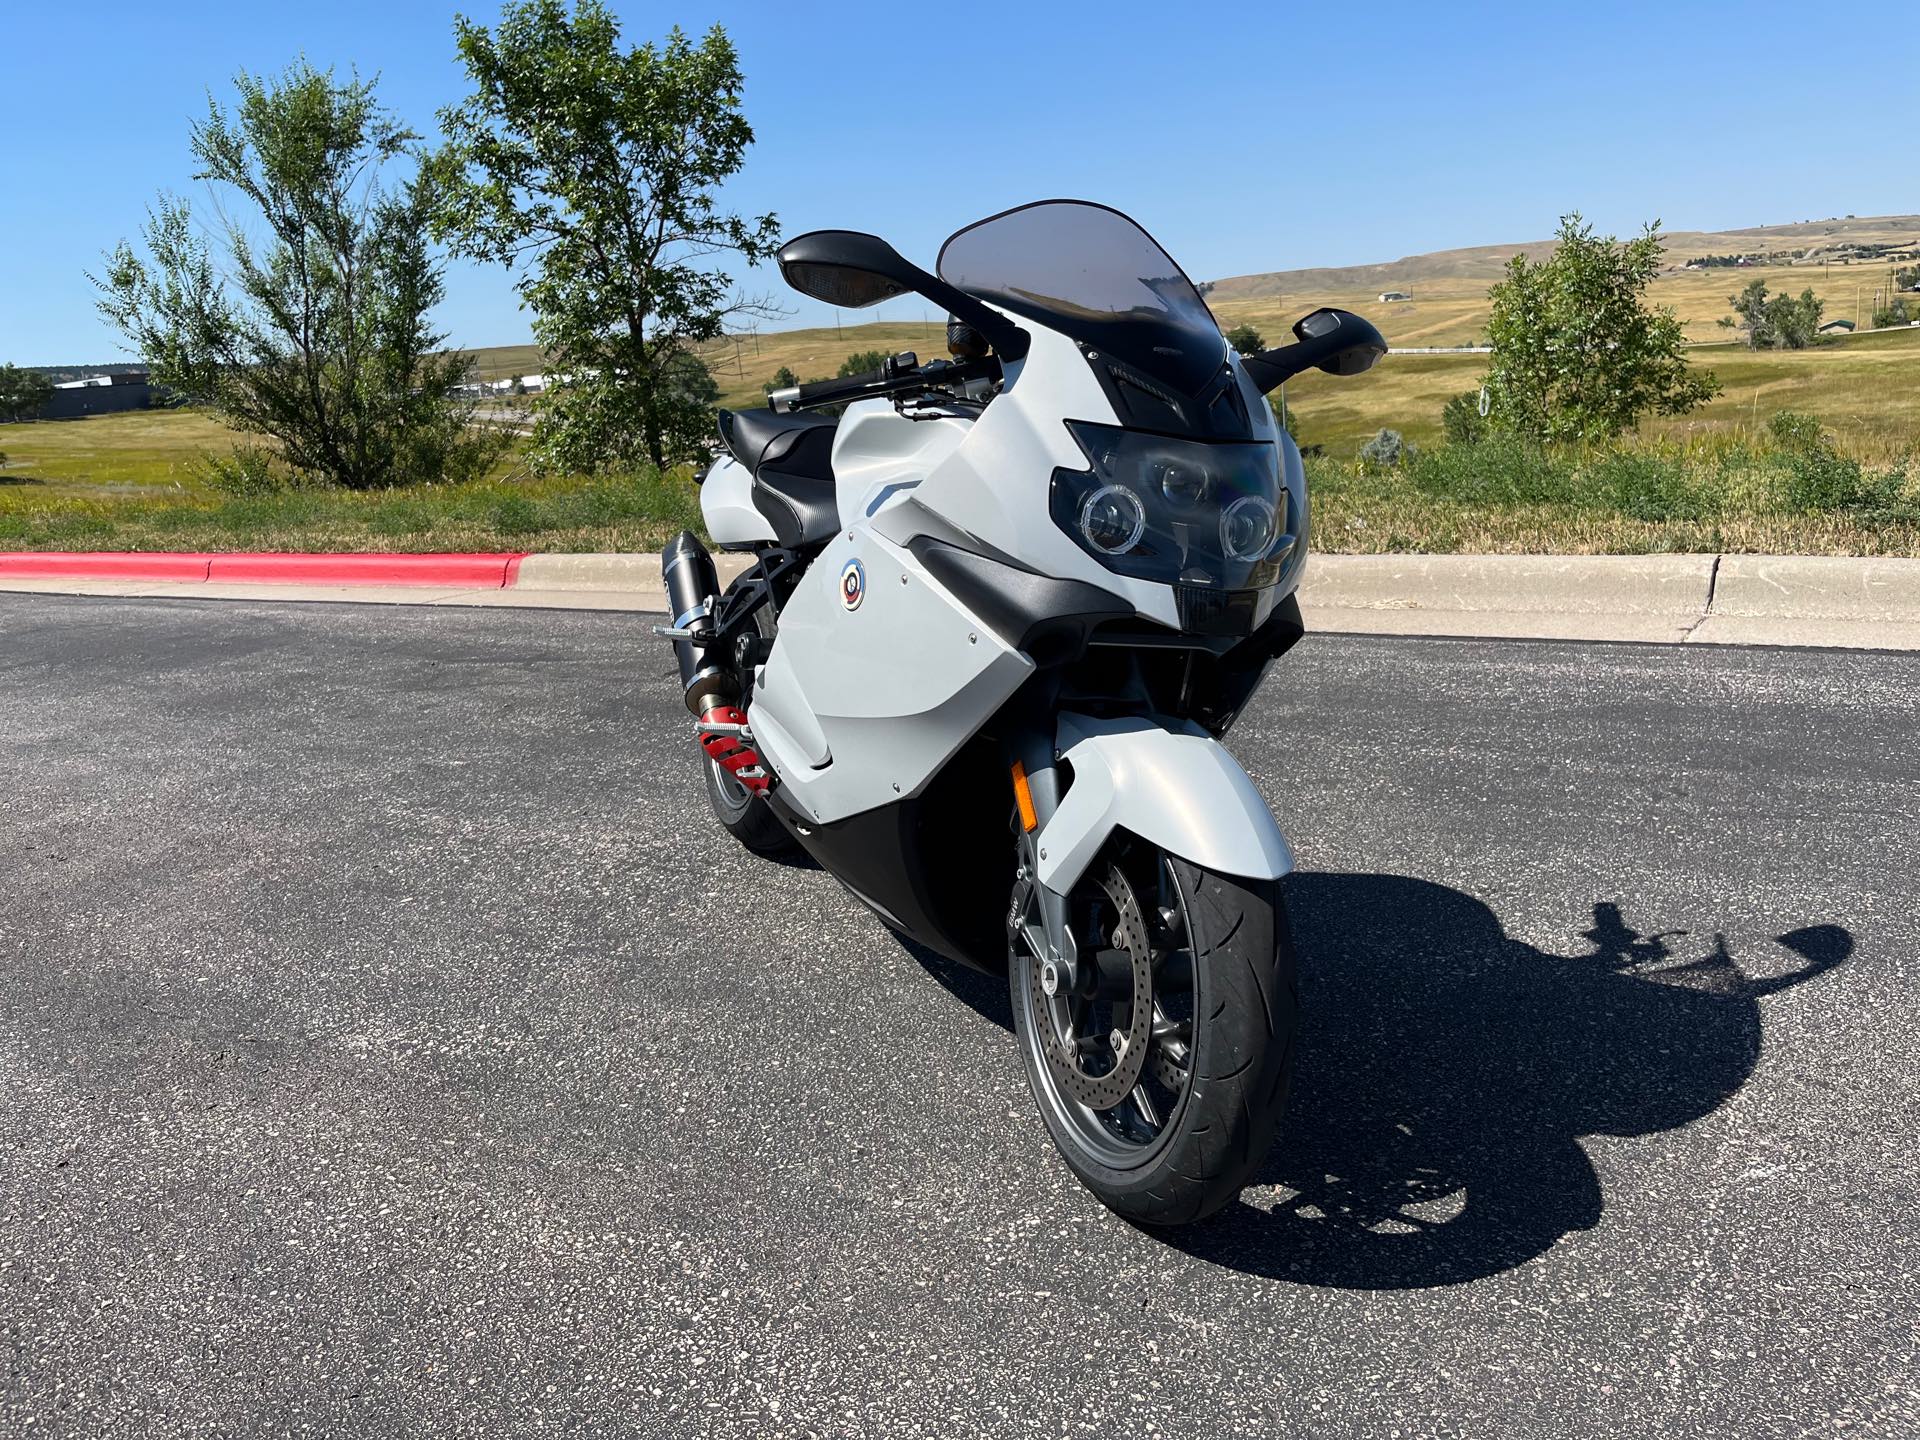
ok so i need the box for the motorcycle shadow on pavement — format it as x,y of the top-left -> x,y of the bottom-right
1179,872 -> 1853,1289
905,872 -> 1852,1289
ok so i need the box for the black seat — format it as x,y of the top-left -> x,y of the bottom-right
716,409 -> 841,550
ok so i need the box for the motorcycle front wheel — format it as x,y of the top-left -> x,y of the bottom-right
1010,843 -> 1297,1226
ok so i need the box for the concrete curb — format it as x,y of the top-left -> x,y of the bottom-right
1302,555 -> 1716,616
1712,556 -> 1920,620
4,550 -> 1920,650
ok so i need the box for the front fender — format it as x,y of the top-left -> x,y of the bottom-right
1034,713 -> 1294,893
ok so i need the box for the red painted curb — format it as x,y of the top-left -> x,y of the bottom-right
0,552 -> 530,587
0,552 -> 214,580
206,553 -> 526,586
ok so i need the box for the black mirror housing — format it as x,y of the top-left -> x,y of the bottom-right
778,231 -> 915,308
1239,308 -> 1388,394
776,230 -> 1031,361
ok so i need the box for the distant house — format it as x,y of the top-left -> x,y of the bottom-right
1377,290 -> 1412,303
1818,319 -> 1855,335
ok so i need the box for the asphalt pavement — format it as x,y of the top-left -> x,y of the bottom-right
2,592 -> 1915,1438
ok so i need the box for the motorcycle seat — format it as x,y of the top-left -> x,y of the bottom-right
718,408 -> 837,480
717,409 -> 842,550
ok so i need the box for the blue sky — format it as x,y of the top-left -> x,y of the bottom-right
2,1 -> 1912,365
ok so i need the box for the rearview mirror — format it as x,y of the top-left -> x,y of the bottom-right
1238,308 -> 1388,395
776,229 -> 1030,361
778,231 -> 914,308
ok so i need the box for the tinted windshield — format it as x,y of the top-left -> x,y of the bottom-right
937,201 -> 1226,395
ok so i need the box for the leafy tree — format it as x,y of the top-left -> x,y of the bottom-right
1894,264 -> 1919,293
762,364 -> 800,395
838,349 -> 889,378
0,363 -> 53,422
1720,279 -> 1823,350
1482,214 -> 1718,444
1224,322 -> 1264,355
1872,297 -> 1911,328
432,1 -> 779,472
94,64 -> 498,489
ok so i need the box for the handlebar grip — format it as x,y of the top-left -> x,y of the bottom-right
768,369 -> 888,415
768,356 -> 1002,414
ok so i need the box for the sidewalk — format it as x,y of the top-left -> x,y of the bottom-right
4,551 -> 1918,651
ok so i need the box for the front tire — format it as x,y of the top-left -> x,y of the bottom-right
1011,849 -> 1297,1226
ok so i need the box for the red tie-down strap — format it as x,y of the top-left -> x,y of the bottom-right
698,705 -> 770,795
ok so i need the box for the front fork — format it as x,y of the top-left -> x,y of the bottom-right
1008,724 -> 1078,995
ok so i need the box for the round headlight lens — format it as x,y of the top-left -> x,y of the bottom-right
1153,458 -> 1209,508
1220,495 -> 1278,562
1078,484 -> 1147,555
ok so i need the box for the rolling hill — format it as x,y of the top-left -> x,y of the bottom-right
1203,213 -> 1920,350
1206,213 -> 1920,298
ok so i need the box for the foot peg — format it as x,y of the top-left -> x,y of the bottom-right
698,705 -> 769,795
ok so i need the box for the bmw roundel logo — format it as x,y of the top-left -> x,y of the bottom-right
839,557 -> 866,612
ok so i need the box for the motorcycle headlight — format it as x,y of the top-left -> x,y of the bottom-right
1078,484 -> 1147,555
1049,422 -> 1293,594
1152,457 -> 1210,508
1220,495 -> 1278,562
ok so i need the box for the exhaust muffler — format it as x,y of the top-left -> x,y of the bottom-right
660,531 -> 768,794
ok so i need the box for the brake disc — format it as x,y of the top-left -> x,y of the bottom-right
1028,862 -> 1154,1111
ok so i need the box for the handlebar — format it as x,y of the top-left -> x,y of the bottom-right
767,354 -> 1001,414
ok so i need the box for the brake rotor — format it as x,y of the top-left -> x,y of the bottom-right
1027,861 -> 1154,1111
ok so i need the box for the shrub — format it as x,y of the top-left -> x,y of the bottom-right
1358,428 -> 1413,471
1765,410 -> 1823,451
1762,410 -> 1907,514
1408,434 -> 1567,505
1440,390 -> 1489,446
1581,448 -> 1706,521
200,445 -> 302,498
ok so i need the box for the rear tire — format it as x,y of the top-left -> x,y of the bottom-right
702,603 -> 801,858
1011,853 -> 1297,1226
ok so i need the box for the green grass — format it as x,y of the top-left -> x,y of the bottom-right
1283,324 -> 1920,461
5,353 -> 1918,557
1306,424 -> 1919,556
0,410 -> 701,553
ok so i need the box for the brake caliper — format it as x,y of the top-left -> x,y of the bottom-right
697,705 -> 769,795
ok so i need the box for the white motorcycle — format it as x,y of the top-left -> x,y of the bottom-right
661,200 -> 1384,1224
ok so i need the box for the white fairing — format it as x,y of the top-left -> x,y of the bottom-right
700,454 -> 778,549
1034,713 -> 1295,894
751,525 -> 1033,823
831,401 -> 970,522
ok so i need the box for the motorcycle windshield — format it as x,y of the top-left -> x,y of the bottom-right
937,201 -> 1226,396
